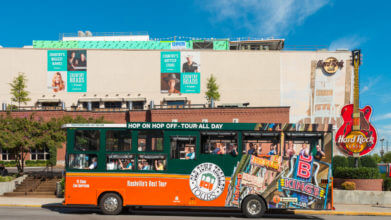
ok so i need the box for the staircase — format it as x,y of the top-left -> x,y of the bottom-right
2,169 -> 61,198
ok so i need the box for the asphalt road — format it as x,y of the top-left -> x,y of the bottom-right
0,206 -> 390,220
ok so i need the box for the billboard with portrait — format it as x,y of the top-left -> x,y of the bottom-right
160,51 -> 200,94
47,50 -> 87,92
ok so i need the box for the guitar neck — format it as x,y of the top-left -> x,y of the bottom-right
352,51 -> 360,131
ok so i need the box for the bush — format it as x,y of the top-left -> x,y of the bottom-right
383,152 -> 391,163
332,156 -> 348,172
341,181 -> 356,190
25,160 -> 50,167
360,155 -> 378,168
384,178 -> 391,191
334,167 -> 380,179
0,176 -> 15,182
0,161 -> 17,167
347,157 -> 361,168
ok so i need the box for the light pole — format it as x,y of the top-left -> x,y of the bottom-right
380,138 -> 385,157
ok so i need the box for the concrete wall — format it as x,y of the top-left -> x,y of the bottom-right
334,189 -> 391,205
0,48 -> 351,121
0,175 -> 27,196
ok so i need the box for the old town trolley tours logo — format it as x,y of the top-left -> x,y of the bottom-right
189,163 -> 225,201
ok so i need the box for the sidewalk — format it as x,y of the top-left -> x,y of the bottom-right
0,197 -> 390,216
0,197 -> 63,207
294,204 -> 391,216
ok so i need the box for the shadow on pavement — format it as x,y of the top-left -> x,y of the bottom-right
41,203 -> 324,219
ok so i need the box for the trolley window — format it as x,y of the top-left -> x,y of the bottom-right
201,132 -> 238,156
242,132 -> 280,156
68,153 -> 98,170
106,130 -> 132,151
137,154 -> 166,171
170,136 -> 196,160
106,154 -> 134,170
138,131 -> 163,152
75,130 -> 100,151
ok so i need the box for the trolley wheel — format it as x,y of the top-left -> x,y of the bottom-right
241,195 -> 266,218
99,193 -> 123,215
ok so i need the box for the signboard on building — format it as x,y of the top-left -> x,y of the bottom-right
160,51 -> 200,94
47,50 -> 87,93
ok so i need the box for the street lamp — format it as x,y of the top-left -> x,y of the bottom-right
380,138 -> 385,157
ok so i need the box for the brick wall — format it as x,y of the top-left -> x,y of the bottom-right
0,107 -> 289,165
150,107 -> 290,123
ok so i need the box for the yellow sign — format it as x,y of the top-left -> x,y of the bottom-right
344,131 -> 367,153
317,57 -> 344,75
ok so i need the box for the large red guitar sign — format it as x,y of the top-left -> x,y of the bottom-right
335,50 -> 377,156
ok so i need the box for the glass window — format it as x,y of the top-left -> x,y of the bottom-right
75,130 -> 100,151
242,132 -> 280,156
137,155 -> 166,171
104,102 -> 122,109
68,154 -> 98,169
106,130 -> 131,151
170,136 -> 196,159
106,154 -> 134,170
284,134 -> 323,160
127,101 -> 144,110
138,131 -> 163,152
201,132 -> 238,156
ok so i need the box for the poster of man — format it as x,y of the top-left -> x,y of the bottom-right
181,52 -> 200,73
161,73 -> 180,94
47,71 -> 67,92
67,50 -> 87,71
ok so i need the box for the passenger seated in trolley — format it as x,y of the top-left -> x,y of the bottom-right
185,146 -> 195,159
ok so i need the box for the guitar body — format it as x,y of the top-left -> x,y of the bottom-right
335,104 -> 377,156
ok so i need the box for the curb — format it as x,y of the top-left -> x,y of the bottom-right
1,204 -> 390,216
0,204 -> 41,208
294,210 -> 391,216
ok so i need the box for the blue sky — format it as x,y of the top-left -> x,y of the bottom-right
0,0 -> 390,152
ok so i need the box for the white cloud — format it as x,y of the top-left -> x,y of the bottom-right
360,75 -> 381,95
375,113 -> 391,121
329,35 -> 366,50
202,0 -> 330,36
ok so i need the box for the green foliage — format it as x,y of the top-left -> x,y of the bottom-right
383,177 -> 391,191
9,73 -> 31,109
60,177 -> 65,194
347,157 -> 361,168
332,155 -> 348,172
0,161 -> 17,167
360,155 -> 378,168
205,74 -> 220,104
341,181 -> 356,190
25,160 -> 50,167
334,167 -> 380,179
0,176 -> 15,182
372,154 -> 382,163
0,114 -> 108,173
382,152 -> 391,163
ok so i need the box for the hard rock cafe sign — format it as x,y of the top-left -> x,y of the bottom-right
335,50 -> 377,157
317,57 -> 344,75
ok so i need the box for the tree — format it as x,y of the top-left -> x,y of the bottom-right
383,152 -> 391,163
0,114 -> 107,174
0,114 -> 38,173
205,74 -> 220,106
372,153 -> 382,163
9,72 -> 31,109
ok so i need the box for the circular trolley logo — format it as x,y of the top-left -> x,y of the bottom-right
189,163 -> 225,201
